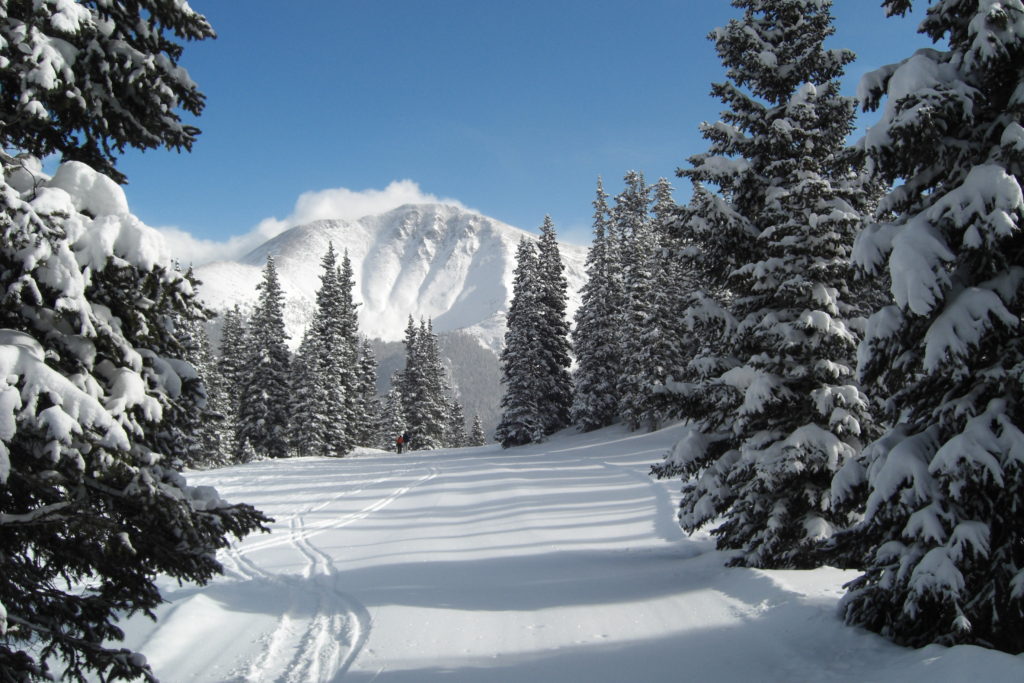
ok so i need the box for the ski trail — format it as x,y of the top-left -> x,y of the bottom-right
236,466 -> 438,682
236,470 -> 436,557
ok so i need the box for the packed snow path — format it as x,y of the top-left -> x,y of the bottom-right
120,425 -> 1024,682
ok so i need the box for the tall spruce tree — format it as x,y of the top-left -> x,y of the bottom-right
336,251 -> 362,450
354,338 -> 381,447
0,9 -> 275,675
217,305 -> 248,461
613,172 -> 658,430
397,318 -> 451,450
831,0 -> 1024,652
496,238 -> 545,447
176,269 -> 231,468
535,216 -> 574,434
235,255 -> 291,459
289,244 -> 355,457
654,0 -> 870,569
572,178 -> 623,431
287,329 -> 325,457
635,178 -> 689,430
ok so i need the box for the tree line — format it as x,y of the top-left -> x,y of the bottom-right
204,247 -> 489,465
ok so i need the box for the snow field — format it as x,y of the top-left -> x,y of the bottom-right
117,425 -> 1024,682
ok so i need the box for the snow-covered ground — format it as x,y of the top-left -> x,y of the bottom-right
119,424 -> 1024,682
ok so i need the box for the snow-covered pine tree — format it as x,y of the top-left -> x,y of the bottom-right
397,317 -> 422,440
287,329 -> 326,457
115,261 -> 209,471
379,377 -> 406,452
635,178 -> 689,430
470,414 -> 487,447
353,338 -> 381,447
571,178 -> 623,431
0,9 -> 272,675
0,2 -> 214,185
650,187 -> 744,515
217,305 -> 248,460
446,396 -> 467,448
415,319 -> 452,450
655,0 -> 870,569
397,318 -> 450,450
0,159 -> 269,682
535,216 -> 574,435
613,171 -> 658,430
235,255 -> 291,459
336,250 -> 362,451
288,244 -> 353,457
496,238 -> 545,447
176,269 -> 231,468
831,0 -> 1024,652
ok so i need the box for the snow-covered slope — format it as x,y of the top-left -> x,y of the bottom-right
115,425 -> 1024,682
195,204 -> 588,351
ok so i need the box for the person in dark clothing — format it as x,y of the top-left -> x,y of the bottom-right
402,431 -> 411,451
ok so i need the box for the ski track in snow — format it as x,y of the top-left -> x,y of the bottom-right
162,464 -> 437,683
117,429 -> 1024,683
242,468 -> 437,683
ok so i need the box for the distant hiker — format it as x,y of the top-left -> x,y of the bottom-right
402,431 -> 411,450
396,434 -> 404,454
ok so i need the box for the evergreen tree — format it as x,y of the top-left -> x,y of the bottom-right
336,250 -> 362,450
654,0 -> 870,569
0,159 -> 269,682
176,270 -> 231,468
469,414 -> 487,447
354,338 -> 381,447
446,396 -> 467,449
572,178 -> 623,431
635,178 -> 689,429
379,379 -> 407,452
416,319 -> 453,450
0,19 -> 270,674
831,0 -> 1024,652
535,216 -> 574,435
496,239 -> 545,447
235,255 -> 291,459
0,2 -> 214,184
398,318 -> 450,450
287,329 -> 326,457
288,244 -> 355,457
217,305 -> 248,460
613,171 -> 657,430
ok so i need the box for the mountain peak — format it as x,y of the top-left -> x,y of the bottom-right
195,206 -> 587,352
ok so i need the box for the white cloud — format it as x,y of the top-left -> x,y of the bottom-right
157,180 -> 470,265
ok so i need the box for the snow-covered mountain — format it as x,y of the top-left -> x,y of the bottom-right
195,204 -> 588,352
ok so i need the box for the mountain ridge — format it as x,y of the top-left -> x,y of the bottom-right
194,203 -> 588,352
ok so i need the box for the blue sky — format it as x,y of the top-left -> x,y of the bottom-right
116,1 -> 933,261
